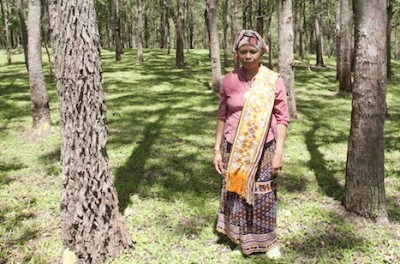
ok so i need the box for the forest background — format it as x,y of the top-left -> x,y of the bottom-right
1,0 -> 400,263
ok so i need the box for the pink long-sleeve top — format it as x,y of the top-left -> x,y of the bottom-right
217,66 -> 290,144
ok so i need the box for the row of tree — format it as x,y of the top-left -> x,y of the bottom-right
0,0 -> 396,263
2,0 -> 400,68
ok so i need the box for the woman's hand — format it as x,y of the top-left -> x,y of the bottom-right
214,153 -> 225,175
271,152 -> 283,175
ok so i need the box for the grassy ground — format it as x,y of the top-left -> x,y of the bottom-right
0,49 -> 399,264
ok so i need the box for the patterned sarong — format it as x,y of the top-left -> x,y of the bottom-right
225,66 -> 278,204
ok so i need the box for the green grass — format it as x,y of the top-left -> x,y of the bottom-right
0,48 -> 399,264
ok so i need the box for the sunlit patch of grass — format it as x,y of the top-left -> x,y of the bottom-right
1,48 -> 400,263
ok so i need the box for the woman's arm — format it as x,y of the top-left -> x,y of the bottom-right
214,119 -> 226,174
271,123 -> 287,175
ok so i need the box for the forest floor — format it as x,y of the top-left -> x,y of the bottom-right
0,49 -> 399,264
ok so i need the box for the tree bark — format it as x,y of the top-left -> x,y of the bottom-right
1,0 -> 12,65
209,0 -> 222,91
28,0 -> 51,132
387,0 -> 393,80
18,0 -> 29,70
338,0 -> 352,92
175,0 -> 185,68
114,0 -> 122,61
314,0 -> 324,66
136,0 -> 144,63
345,0 -> 388,222
50,0 -> 134,262
278,0 -> 298,120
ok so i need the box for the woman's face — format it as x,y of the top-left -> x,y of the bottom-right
237,44 -> 262,70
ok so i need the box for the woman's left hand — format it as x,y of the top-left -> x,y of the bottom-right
271,152 -> 283,175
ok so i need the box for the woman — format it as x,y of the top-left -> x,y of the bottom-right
213,29 -> 289,258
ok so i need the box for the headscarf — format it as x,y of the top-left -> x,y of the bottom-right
233,29 -> 268,53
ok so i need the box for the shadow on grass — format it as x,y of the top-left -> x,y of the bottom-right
38,149 -> 61,177
286,213 -> 368,260
109,49 -> 221,212
299,96 -> 347,200
0,161 -> 26,189
0,204 -> 39,263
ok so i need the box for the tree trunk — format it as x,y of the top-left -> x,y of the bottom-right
50,0 -> 134,262
231,0 -> 240,68
144,12 -> 149,48
336,0 -> 341,80
265,0 -> 274,69
387,0 -> 393,80
175,0 -> 185,68
209,0 -> 222,91
222,0 -> 228,67
188,1 -> 194,49
278,0 -> 298,120
107,0 -> 113,50
136,0 -> 144,63
28,0 -> 51,132
204,0 -> 211,57
160,0 -> 168,48
345,0 -> 388,222
299,0 -> 305,59
314,0 -> 324,66
1,0 -> 12,65
230,0 -> 239,42
114,0 -> 122,60
18,0 -> 29,70
338,0 -> 352,92
255,0 -> 263,34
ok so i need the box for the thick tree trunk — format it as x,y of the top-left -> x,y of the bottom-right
345,0 -> 388,222
314,0 -> 324,66
209,0 -> 222,91
114,0 -> 122,61
278,0 -> 298,120
338,0 -> 352,92
136,0 -> 144,63
160,0 -> 168,48
1,0 -> 12,65
28,0 -> 51,132
18,0 -> 29,70
175,0 -> 185,68
50,0 -> 133,262
222,0 -> 228,68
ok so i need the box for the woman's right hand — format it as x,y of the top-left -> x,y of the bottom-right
214,153 -> 224,175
